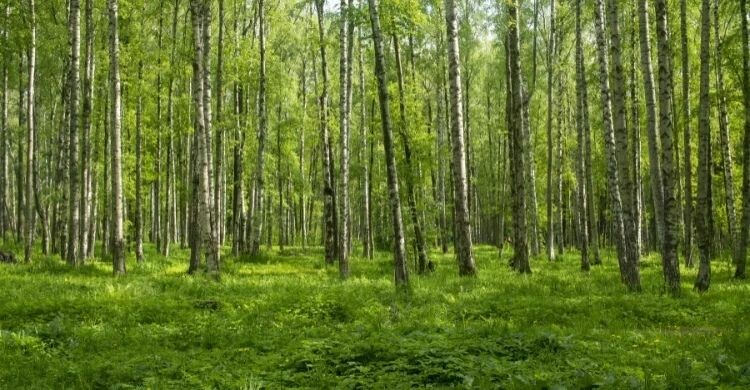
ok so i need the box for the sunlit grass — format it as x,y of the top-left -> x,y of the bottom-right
0,242 -> 748,388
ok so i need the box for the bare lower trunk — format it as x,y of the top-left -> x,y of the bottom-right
655,0 -> 682,295
695,0 -> 712,292
24,0 -> 36,263
109,0 -> 126,275
446,0 -> 476,276
735,0 -> 750,279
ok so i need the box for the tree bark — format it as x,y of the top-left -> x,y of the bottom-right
23,0 -> 36,263
108,0 -> 126,275
338,0 -> 352,277
713,0 -> 737,257
546,0 -> 556,261
508,0 -> 530,274
637,0 -> 665,250
446,0 -> 477,276
680,0 -> 694,267
66,0 -> 81,266
135,62 -> 144,263
735,0 -> 750,279
694,0 -> 712,292
79,0 -> 94,260
594,0 -> 639,291
575,0 -> 589,271
314,0 -> 338,265
367,0 -> 409,286
654,0 -> 682,295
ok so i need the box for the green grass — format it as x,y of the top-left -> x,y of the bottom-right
0,243 -> 749,388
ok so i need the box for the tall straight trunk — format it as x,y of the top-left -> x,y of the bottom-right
153,1 -> 164,249
607,0 -> 640,285
314,0 -> 337,264
249,0 -> 268,257
135,62 -> 144,263
735,0 -> 750,278
16,55 -> 24,246
546,0 -> 556,261
694,0 -> 712,292
338,0 -> 352,277
445,0 -> 476,276
66,0 -> 81,266
637,0 -> 665,250
713,0 -> 737,253
437,81 -> 449,254
367,0 -> 408,286
524,89 -> 540,256
0,3 -> 7,240
214,0 -> 225,246
231,0 -> 244,256
630,36 -> 643,255
654,0 -> 682,295
190,0 -> 220,274
575,0 -> 589,271
163,0 -> 179,258
79,0 -> 94,260
393,36 -> 429,273
508,0 -> 530,274
23,0 -> 36,263
358,31 -> 372,259
108,0 -> 125,275
594,0 -> 639,291
681,0 -> 694,267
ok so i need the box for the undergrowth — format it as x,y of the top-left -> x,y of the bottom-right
0,244 -> 748,388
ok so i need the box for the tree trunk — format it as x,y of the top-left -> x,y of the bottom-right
694,0 -> 712,292
713,0 -> 737,256
637,0 -> 665,251
575,0 -> 589,271
314,0 -> 337,265
66,0 -> 81,266
680,0 -> 694,268
135,62 -> 144,263
338,0 -> 352,277
445,0 -> 476,276
735,0 -> 750,279
546,0 -> 556,261
0,3 -> 8,241
508,0 -> 530,274
214,0 -> 225,247
249,0 -> 268,257
594,0 -> 639,291
393,35 -> 430,274
367,0 -> 408,286
108,0 -> 126,275
654,0 -> 682,295
23,0 -> 36,263
79,0 -> 94,261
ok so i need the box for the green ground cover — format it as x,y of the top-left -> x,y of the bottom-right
0,245 -> 749,388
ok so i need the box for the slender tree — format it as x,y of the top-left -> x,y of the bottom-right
508,0 -> 530,274
445,0 -> 476,276
736,0 -> 750,279
680,0 -> 694,267
338,0 -> 352,278
546,0 -> 556,262
593,0 -> 639,291
109,0 -> 125,275
367,0 -> 408,286
574,0 -> 589,271
654,0 -> 681,295
23,0 -> 36,263
694,0 -> 712,292
66,0 -> 81,266
637,0 -> 664,250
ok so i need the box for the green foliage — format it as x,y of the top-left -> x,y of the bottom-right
0,245 -> 748,388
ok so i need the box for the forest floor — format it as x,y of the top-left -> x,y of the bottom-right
0,243 -> 749,388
